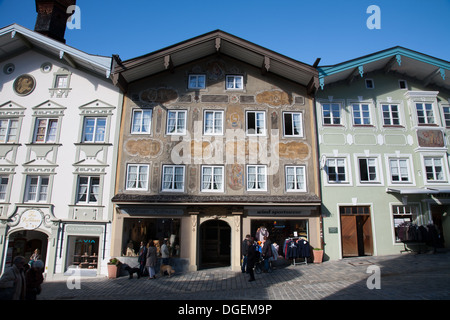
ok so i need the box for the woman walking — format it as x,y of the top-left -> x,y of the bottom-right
146,241 -> 157,279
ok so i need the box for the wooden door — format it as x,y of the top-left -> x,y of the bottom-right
341,215 -> 358,257
360,215 -> 373,256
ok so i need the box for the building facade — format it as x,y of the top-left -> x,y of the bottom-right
0,17 -> 122,276
111,31 -> 322,271
316,47 -> 450,261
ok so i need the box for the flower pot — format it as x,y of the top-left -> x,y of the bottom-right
313,249 -> 323,264
107,264 -> 119,279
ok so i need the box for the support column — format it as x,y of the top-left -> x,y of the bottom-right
231,211 -> 242,272
188,212 -> 199,271
110,206 -> 124,257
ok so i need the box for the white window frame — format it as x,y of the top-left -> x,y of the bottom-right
352,103 -> 372,126
226,75 -> 244,90
76,176 -> 100,204
33,118 -> 58,143
325,157 -> 349,184
0,175 -> 9,201
188,74 -> 206,89
162,165 -> 185,192
55,75 -> 69,88
441,104 -> 450,128
285,165 -> 306,192
382,104 -> 401,126
201,165 -> 224,192
131,109 -> 153,134
354,154 -> 383,185
0,119 -> 19,143
283,112 -> 303,137
166,110 -> 187,135
392,204 -> 421,243
246,165 -> 267,191
203,110 -> 224,135
388,158 -> 411,184
82,117 -> 106,143
126,164 -> 149,191
423,156 -> 447,183
416,102 -> 436,125
24,175 -> 49,203
321,103 -> 342,125
246,111 -> 266,136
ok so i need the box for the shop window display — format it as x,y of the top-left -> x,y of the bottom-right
122,218 -> 180,258
251,220 -> 308,256
67,236 -> 99,269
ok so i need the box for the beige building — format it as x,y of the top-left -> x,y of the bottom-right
111,31 -> 321,271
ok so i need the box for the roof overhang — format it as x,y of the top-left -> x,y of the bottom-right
0,24 -> 112,78
318,46 -> 450,91
386,187 -> 450,195
112,30 -> 319,94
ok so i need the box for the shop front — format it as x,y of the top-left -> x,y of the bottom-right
111,203 -> 321,273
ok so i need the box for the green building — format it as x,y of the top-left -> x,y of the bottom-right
316,47 -> 450,261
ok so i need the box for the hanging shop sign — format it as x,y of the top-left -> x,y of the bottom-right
19,209 -> 43,230
246,207 -> 315,216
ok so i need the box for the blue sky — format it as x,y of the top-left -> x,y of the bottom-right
0,0 -> 449,66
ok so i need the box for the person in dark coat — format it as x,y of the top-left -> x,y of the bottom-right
246,240 -> 256,282
138,241 -> 147,276
241,234 -> 251,273
146,241 -> 157,279
25,260 -> 44,300
262,236 -> 272,272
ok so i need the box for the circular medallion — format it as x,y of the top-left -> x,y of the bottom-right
20,209 -> 43,230
13,74 -> 36,96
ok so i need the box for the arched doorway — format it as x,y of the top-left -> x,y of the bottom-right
200,220 -> 231,269
6,230 -> 48,267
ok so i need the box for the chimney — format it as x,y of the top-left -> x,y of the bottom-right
34,0 -> 76,43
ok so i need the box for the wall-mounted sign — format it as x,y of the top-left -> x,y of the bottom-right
13,74 -> 36,96
20,209 -> 43,230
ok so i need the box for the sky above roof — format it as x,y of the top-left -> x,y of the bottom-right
0,0 -> 449,66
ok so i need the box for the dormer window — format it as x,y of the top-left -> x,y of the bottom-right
226,75 -> 243,90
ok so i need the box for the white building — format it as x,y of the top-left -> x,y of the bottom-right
0,19 -> 122,278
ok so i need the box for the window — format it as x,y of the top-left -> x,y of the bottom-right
283,112 -> 303,137
0,119 -> 18,143
285,166 -> 306,192
382,104 -> 400,126
0,176 -> 8,201
226,75 -> 243,90
247,165 -> 267,191
416,103 -> 435,125
365,79 -> 374,89
399,80 -> 407,89
188,74 -> 206,89
325,158 -> 347,183
442,106 -> 450,128
201,166 -> 224,192
33,118 -> 58,143
25,176 -> 49,202
162,165 -> 185,191
76,176 -> 100,204
82,117 -> 106,143
358,158 -> 378,182
55,75 -> 68,88
167,110 -> 187,135
389,159 -> 410,183
393,205 -> 419,242
352,104 -> 371,125
204,110 -> 223,135
126,164 -> 149,190
424,157 -> 445,182
322,103 -> 341,125
131,109 -> 152,134
246,111 -> 265,136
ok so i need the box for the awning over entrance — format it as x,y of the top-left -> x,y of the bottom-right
387,187 -> 450,195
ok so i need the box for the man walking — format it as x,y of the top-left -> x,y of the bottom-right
241,234 -> 251,273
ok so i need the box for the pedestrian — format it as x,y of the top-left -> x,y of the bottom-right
146,241 -> 157,279
262,236 -> 272,272
246,240 -> 256,282
28,249 -> 40,267
25,260 -> 44,300
241,234 -> 251,273
138,241 -> 147,277
161,239 -> 170,265
0,256 -> 26,300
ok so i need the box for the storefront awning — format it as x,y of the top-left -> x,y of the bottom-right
386,187 -> 445,195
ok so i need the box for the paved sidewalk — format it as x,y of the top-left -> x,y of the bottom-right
38,251 -> 450,300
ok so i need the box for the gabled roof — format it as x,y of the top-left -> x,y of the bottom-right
0,24 -> 112,78
112,30 -> 319,94
318,46 -> 450,91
